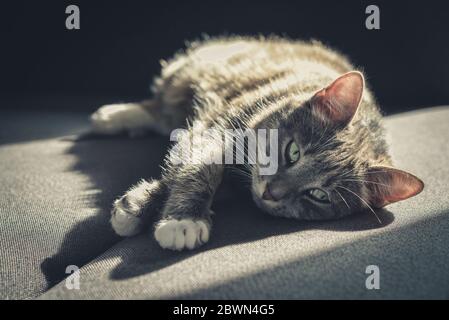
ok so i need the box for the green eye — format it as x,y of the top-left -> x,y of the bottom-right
307,188 -> 330,203
285,140 -> 300,164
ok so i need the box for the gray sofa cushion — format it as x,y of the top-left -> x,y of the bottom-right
1,106 -> 449,299
0,112 -> 167,299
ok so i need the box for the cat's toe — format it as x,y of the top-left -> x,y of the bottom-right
154,218 -> 210,251
110,205 -> 143,237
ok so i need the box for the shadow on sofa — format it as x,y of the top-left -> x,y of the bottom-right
40,134 -> 394,287
178,211 -> 449,299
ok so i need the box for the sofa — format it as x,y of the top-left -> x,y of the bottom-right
1,98 -> 449,299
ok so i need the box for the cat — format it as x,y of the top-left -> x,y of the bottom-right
90,36 -> 424,251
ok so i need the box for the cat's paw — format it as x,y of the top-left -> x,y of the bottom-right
110,198 -> 143,237
154,218 -> 210,251
90,103 -> 153,136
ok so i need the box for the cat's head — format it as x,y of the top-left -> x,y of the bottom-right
251,71 -> 424,220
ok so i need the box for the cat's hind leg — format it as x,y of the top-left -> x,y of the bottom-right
90,99 -> 176,137
91,53 -> 198,137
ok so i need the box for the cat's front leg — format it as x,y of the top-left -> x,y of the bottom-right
154,164 -> 223,251
111,178 -> 167,236
154,216 -> 212,251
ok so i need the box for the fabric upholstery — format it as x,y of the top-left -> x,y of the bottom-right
0,111 -> 167,299
1,106 -> 449,299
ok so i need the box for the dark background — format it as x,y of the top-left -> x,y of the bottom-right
1,0 -> 448,114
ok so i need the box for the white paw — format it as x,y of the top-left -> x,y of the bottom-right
154,218 -> 210,251
90,103 -> 154,136
110,206 -> 143,237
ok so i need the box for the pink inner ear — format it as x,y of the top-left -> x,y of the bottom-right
312,71 -> 364,126
386,170 -> 424,203
366,167 -> 424,208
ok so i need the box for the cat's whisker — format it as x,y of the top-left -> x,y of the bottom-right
224,118 -> 258,166
315,123 -> 329,147
340,178 -> 391,188
338,166 -> 362,179
313,109 -> 335,149
336,185 -> 382,224
334,188 -> 350,210
364,170 -> 393,175
238,121 -> 259,165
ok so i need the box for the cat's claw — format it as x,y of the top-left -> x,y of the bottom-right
154,218 -> 210,251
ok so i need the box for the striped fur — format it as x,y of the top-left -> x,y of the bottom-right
94,36 -> 423,250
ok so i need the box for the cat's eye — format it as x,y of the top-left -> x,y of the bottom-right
285,140 -> 300,164
306,188 -> 330,203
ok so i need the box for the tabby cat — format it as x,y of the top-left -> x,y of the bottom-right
90,36 -> 424,251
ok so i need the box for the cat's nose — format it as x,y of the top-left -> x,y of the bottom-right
262,184 -> 285,201
262,186 -> 275,201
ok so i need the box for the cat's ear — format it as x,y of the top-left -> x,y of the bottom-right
364,166 -> 424,208
310,71 -> 364,127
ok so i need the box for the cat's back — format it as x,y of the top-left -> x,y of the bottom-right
158,36 -> 355,98
192,36 -> 353,73
155,36 -> 381,143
